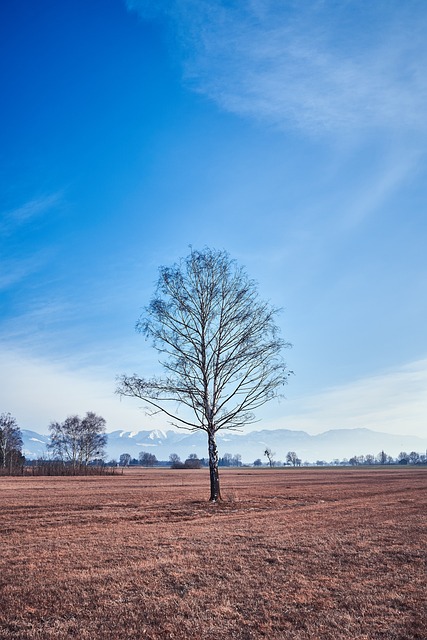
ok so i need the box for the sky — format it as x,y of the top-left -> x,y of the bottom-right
1,0 -> 426,441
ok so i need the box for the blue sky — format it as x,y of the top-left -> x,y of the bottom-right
1,0 -> 426,440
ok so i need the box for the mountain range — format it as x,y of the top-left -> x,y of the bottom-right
21,427 -> 427,464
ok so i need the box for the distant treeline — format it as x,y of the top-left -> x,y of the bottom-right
2,410 -> 426,477
257,449 -> 427,468
22,460 -> 118,476
0,411 -> 110,477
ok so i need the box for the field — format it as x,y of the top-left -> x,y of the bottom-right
0,467 -> 426,639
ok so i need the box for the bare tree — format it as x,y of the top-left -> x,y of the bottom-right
79,412 -> 107,464
286,451 -> 299,467
264,447 -> 275,467
233,453 -> 242,467
377,450 -> 388,465
117,248 -> 291,501
0,413 -> 23,471
397,451 -> 409,464
49,412 -> 107,467
139,452 -> 157,467
49,415 -> 80,467
220,452 -> 234,467
409,451 -> 420,465
119,453 -> 132,467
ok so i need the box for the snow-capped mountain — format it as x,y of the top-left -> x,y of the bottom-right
21,430 -> 51,459
21,427 -> 427,463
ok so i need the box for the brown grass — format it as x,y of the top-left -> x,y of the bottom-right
0,467 -> 426,639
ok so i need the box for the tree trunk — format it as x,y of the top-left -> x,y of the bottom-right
208,429 -> 221,502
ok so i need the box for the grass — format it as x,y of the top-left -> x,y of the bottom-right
0,467 -> 426,639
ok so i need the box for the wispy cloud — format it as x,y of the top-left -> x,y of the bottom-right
341,148 -> 422,229
0,192 -> 63,235
1,192 -> 64,288
127,1 -> 427,138
271,358 -> 427,438
0,299 -> 73,342
0,255 -> 50,291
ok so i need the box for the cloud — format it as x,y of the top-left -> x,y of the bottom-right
272,358 -> 427,438
0,256 -> 46,291
2,341 -> 426,442
0,346 -> 152,434
127,1 -> 427,137
341,148 -> 422,229
0,192 -> 63,235
0,192 -> 64,289
0,300 -> 74,346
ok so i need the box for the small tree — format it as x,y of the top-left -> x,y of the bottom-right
219,452 -> 233,467
119,453 -> 132,467
286,451 -> 300,467
117,248 -> 291,501
377,450 -> 388,465
397,451 -> 409,464
409,451 -> 420,465
139,452 -> 157,467
0,413 -> 23,471
232,453 -> 242,467
264,447 -> 275,467
253,458 -> 262,466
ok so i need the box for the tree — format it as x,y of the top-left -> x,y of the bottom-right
139,452 -> 157,467
48,412 -> 107,467
232,453 -> 242,467
119,453 -> 132,467
286,451 -> 299,467
409,451 -> 420,465
79,412 -> 107,464
218,452 -> 242,467
117,248 -> 290,501
219,452 -> 233,467
169,453 -> 181,466
0,413 -> 23,470
377,450 -> 388,465
253,458 -> 262,466
397,451 -> 409,464
264,447 -> 275,467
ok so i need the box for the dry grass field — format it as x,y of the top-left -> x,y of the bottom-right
0,467 -> 426,639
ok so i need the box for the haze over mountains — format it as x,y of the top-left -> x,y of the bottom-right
22,428 -> 427,464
